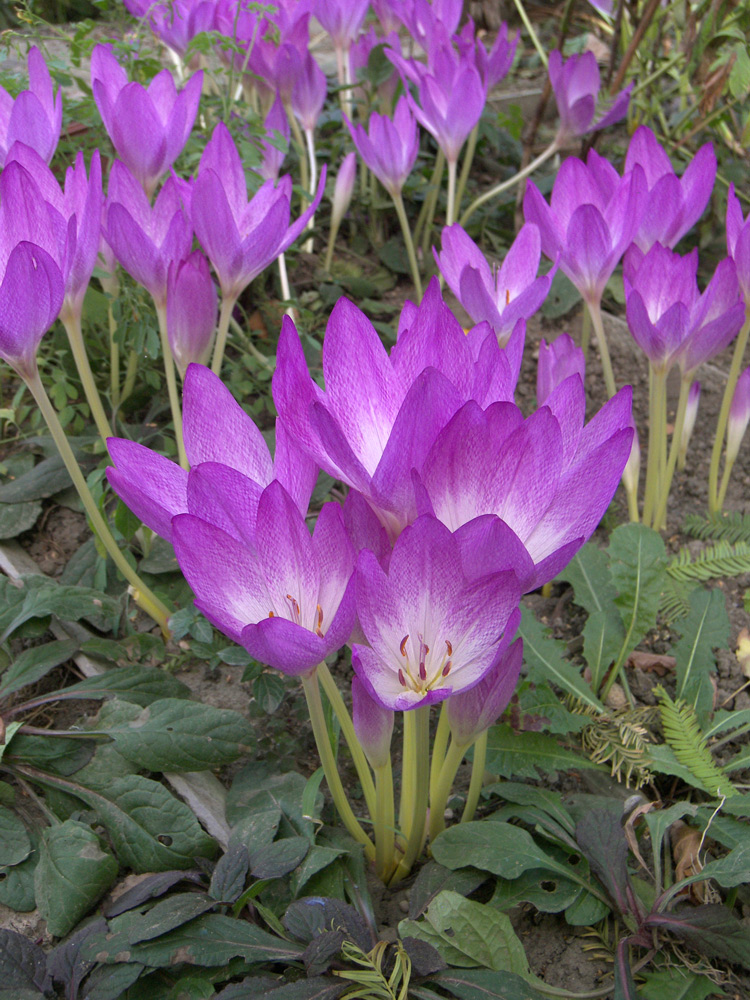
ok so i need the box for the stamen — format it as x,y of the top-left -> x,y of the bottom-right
445,640 -> 452,656
442,660 -> 452,677
505,288 -> 511,306
268,611 -> 275,618
285,594 -> 301,622
400,635 -> 410,657
398,668 -> 407,687
315,604 -> 324,637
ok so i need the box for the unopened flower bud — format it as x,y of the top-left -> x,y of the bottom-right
166,251 -> 217,376
331,152 -> 356,234
727,367 -> 750,465
537,332 -> 585,405
678,381 -> 700,470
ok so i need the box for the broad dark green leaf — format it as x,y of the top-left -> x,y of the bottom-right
638,966 -> 724,1000
514,681 -> 588,735
644,803 -> 700,893
490,870 -> 581,913
82,962 -> 145,1000
484,725 -> 600,779
563,890 -> 609,926
105,892 -> 218,947
0,639 -> 79,697
0,500 -> 41,539
0,852 -> 37,912
518,607 -> 603,710
558,542 -> 619,614
34,820 -> 118,937
0,576 -> 119,642
108,698 -> 254,770
429,968 -> 548,1000
210,843 -> 250,902
575,805 -> 630,914
62,666 -> 191,706
409,861 -> 487,919
0,929 -> 49,992
104,871 -> 203,917
673,588 -> 729,724
608,523 -> 668,657
289,845 -> 346,897
582,609 -> 625,694
249,837 -> 309,879
489,782 -> 575,836
668,843 -> 750,895
227,766 -> 312,839
138,537 -> 179,575
253,978 -> 347,1000
646,905 -> 750,969
0,807 -> 30,866
283,898 -> 370,951
0,453 -> 72,502
6,734 -> 96,776
59,536 -> 99,588
253,673 -> 286,714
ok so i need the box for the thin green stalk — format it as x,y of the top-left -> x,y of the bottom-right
120,350 -> 138,407
446,158 -> 458,228
211,293 -> 238,376
708,310 -> 750,513
303,127 -> 317,253
414,149 -> 444,247
459,141 -> 558,228
625,476 -> 639,523
652,376 -> 691,530
229,316 -> 274,371
390,706 -> 430,884
580,305 -> 592,359
301,669 -> 375,860
392,192 -> 423,300
25,368 -> 172,636
462,731 -> 487,823
374,760 -> 396,882
586,298 -> 617,399
399,709 -> 416,839
317,661 -> 376,818
512,0 -> 548,68
288,112 -> 309,208
155,304 -> 187,470
60,309 -> 114,448
454,124 -> 479,222
109,302 -> 120,409
420,151 -> 446,261
643,367 -> 667,528
428,736 -> 465,845
717,444 -> 738,511
429,704 -> 450,806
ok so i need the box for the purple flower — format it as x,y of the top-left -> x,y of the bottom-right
399,0 -> 463,51
727,367 -> 750,464
679,381 -> 700,467
435,223 -> 556,344
313,0 -> 369,53
414,379 -> 634,590
0,242 -> 64,380
352,677 -> 394,769
331,152 -> 357,232
624,243 -> 745,376
445,625 -> 523,746
290,49 -> 327,133
726,183 -> 750,305
456,20 -> 518,92
272,279 -> 518,538
91,43 -> 202,198
255,94 -> 290,184
2,143 -> 103,324
537,333 -> 585,405
192,122 -> 325,300
173,482 -> 356,675
167,252 -> 217,376
105,160 -> 192,306
144,0 -> 216,60
625,126 -> 716,252
346,97 -> 420,199
548,50 -> 631,147
350,27 -> 401,105
371,0 -> 405,34
107,363 -> 317,543
352,515 -> 522,711
0,47 -> 62,167
524,149 -> 646,305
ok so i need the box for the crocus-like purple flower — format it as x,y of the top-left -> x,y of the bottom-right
548,50 -> 631,147
352,677 -> 394,769
255,93 -> 290,184
313,0 -> 370,64
0,46 -> 62,167
290,48 -> 327,133
91,43 -> 202,198
142,0 -> 216,60
435,223 -> 556,345
727,367 -> 750,465
624,242 -> 745,377
726,183 -> 750,306
0,242 -> 64,380
273,279 -> 518,538
414,378 -> 634,590
399,0 -> 463,51
105,160 -> 192,306
173,482 -> 356,675
445,624 -> 522,746
625,126 -> 716,252
192,122 -> 325,300
2,143 -> 103,325
537,333 -> 585,405
346,97 -> 420,199
331,152 -> 357,232
456,20 -> 518,92
167,252 -> 217,376
524,150 -> 646,306
353,515 -> 522,711
107,363 -> 317,542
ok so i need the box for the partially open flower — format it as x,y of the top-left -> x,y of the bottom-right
0,47 -> 62,166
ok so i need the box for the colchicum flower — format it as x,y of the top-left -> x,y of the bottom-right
91,43 -> 202,197
548,49 -> 631,147
352,515 -> 522,710
346,97 -> 419,199
167,252 -> 218,376
537,333 -> 585,406
726,367 -> 750,467
0,46 -> 62,167
435,223 -> 556,345
726,183 -> 750,305
0,242 -> 63,380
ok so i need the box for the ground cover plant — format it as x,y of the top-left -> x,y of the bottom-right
1,0 -> 750,996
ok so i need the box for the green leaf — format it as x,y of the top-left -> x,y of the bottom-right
484,724 -> 600,779
639,966 -> 725,1000
518,607 -> 603,711
0,851 -> 37,912
488,782 -> 575,836
61,666 -> 191,706
253,673 -> 286,714
644,803 -> 700,893
558,542 -> 619,614
34,820 -> 118,936
408,862 -> 487,919
0,576 -> 120,642
249,837 -> 309,879
289,845 -> 347,896
83,963 -> 145,1000
108,698 -> 254,771
432,821 -> 576,883
0,929 -> 49,993
490,870 -> 581,913
0,639 -> 79,697
399,892 -> 528,973
5,734 -> 95,776
541,269 -> 581,320
0,722 -> 23,763
608,522 -> 668,656
647,905 -> 750,969
0,500 -> 42,540
673,588 -> 729,724
0,807 -> 31,866
139,537 -> 179,575
581,609 -> 626,694
105,892 -> 218,947
670,843 -> 750,894
514,681 -> 588,735
646,744 -> 716,794
227,766 -> 313,840
0,453 -> 72,502
563,890 -> 609,926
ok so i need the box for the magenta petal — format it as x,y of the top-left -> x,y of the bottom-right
241,617 -> 327,675
106,438 -> 188,541
191,170 -> 243,295
0,242 -> 63,378
112,85 -> 168,190
186,462 -> 262,547
446,634 -> 523,746
351,676 -> 393,768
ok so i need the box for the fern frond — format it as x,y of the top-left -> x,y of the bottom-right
683,511 -> 750,544
655,686 -> 736,798
667,540 -> 750,583
581,707 -> 658,788
659,577 -> 694,622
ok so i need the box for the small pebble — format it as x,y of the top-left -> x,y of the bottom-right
605,683 -> 627,710
399,899 -> 409,913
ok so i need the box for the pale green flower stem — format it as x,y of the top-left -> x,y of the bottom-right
301,668 -> 375,860
428,734 -> 467,844
120,350 -> 139,407
459,141 -> 558,229
580,305 -> 592,358
414,149 -> 444,248
652,375 -> 692,530
512,0 -> 548,69
428,704 -> 450,807
718,444 -> 740,511
303,128 -> 317,254
25,368 -> 172,636
374,759 -> 396,882
392,191 -> 423,299
446,158 -> 458,228
389,705 -> 430,885
462,729 -> 488,824
60,307 -> 114,448
642,367 -> 667,528
288,112 -> 310,210
109,302 -> 120,409
454,124 -> 479,224
398,708 -> 416,839
155,304 -> 187,470
211,293 -> 238,376
708,309 -> 750,514
586,297 -> 617,400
